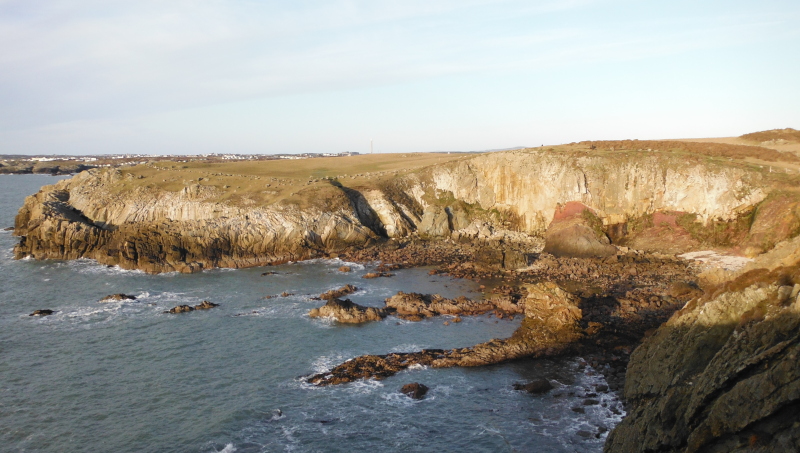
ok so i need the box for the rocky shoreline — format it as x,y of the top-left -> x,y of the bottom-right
11,148 -> 800,451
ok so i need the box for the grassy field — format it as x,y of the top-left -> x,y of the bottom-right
114,152 -> 472,207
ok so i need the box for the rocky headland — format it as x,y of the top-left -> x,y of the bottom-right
12,140 -> 800,451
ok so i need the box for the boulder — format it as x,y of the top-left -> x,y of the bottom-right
543,202 -> 616,258
400,383 -> 429,399
165,305 -> 194,314
99,293 -> 137,302
29,309 -> 54,316
418,205 -> 451,238
308,298 -> 387,323
338,266 -> 352,273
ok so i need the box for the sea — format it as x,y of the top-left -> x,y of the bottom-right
0,175 -> 624,453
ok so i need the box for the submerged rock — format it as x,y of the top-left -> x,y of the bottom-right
362,272 -> 394,279
513,379 -> 553,394
165,305 -> 194,314
99,293 -> 137,302
29,309 -> 54,316
400,383 -> 429,399
308,298 -> 387,323
194,301 -> 219,310
338,266 -> 352,273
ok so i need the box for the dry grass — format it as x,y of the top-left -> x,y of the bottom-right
112,152 -> 470,207
740,128 -> 800,143
576,139 -> 800,163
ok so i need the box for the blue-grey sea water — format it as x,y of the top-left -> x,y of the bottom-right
0,175 -> 623,452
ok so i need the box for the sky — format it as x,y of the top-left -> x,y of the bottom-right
0,0 -> 798,155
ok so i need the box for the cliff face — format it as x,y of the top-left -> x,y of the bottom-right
12,149 -> 771,273
422,150 -> 765,233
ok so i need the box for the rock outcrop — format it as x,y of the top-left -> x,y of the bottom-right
384,291 -> 522,321
605,263 -> 800,452
543,202 -> 616,258
307,282 -> 584,385
308,298 -> 388,323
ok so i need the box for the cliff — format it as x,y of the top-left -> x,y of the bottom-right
605,238 -> 800,452
12,147 -> 785,273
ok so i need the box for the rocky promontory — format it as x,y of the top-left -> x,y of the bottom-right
11,141 -> 800,451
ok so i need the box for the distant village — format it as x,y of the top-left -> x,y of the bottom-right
0,151 -> 361,175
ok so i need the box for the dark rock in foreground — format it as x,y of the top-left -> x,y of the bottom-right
99,293 -> 137,302
308,298 -> 387,323
29,309 -> 54,316
400,383 -> 429,399
513,379 -> 553,394
605,263 -> 800,452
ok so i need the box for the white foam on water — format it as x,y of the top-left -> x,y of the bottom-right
381,391 -> 419,407
309,352 -> 356,374
67,259 -> 146,275
345,378 -> 384,394
388,343 -> 426,353
213,443 -> 236,453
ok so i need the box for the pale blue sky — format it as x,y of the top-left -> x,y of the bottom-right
1,0 -> 798,155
